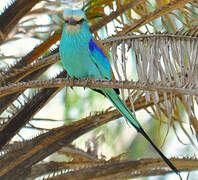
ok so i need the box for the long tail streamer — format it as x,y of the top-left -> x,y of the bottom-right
103,88 -> 181,179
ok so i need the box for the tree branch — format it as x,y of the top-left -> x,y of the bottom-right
1,77 -> 198,97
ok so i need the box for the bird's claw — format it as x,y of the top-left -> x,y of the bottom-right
70,77 -> 79,89
81,76 -> 95,88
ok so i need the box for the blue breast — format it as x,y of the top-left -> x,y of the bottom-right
59,30 -> 101,79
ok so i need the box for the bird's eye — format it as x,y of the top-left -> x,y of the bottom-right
76,18 -> 85,24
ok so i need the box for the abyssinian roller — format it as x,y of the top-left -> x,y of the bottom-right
59,8 -> 181,178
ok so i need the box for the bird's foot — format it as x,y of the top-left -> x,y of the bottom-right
87,76 -> 95,81
81,76 -> 95,89
70,77 -> 80,89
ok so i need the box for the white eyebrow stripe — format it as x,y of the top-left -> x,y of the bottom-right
73,16 -> 84,21
64,15 -> 84,21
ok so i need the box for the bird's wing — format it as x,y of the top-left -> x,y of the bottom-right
89,39 -> 115,80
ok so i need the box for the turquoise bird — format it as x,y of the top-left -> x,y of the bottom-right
59,9 -> 180,177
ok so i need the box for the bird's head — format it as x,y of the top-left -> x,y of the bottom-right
63,9 -> 88,34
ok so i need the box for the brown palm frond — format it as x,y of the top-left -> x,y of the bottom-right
0,0 -> 41,44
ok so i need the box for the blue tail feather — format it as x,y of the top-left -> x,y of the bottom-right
102,88 -> 181,178
102,88 -> 140,129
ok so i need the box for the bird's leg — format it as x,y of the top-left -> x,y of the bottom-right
82,76 -> 95,90
70,76 -> 80,90
87,76 -> 96,81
